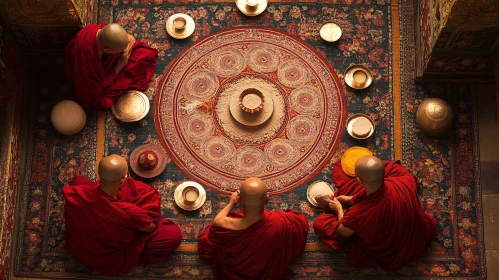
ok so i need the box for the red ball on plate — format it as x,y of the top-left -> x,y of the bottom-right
138,151 -> 158,170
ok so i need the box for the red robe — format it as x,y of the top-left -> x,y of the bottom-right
198,209 -> 309,280
313,159 -> 436,271
64,24 -> 158,110
63,176 -> 181,275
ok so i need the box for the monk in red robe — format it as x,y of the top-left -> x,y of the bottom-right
198,177 -> 309,280
64,23 -> 157,110
63,155 -> 181,275
313,155 -> 437,271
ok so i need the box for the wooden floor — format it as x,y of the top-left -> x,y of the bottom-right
477,83 -> 499,280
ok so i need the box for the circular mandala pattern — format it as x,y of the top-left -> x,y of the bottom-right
181,112 -> 214,141
155,27 -> 346,194
234,146 -> 266,175
202,136 -> 236,164
286,115 -> 319,144
211,49 -> 246,77
289,85 -> 322,115
277,59 -> 309,88
264,139 -> 297,168
247,47 -> 280,73
182,70 -> 219,100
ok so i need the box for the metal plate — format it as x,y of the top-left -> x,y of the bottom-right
346,113 -> 375,139
166,13 -> 195,39
320,22 -> 342,42
111,90 -> 150,122
235,0 -> 268,16
174,181 -> 207,211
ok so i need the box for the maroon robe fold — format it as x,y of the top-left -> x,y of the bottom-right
63,177 -> 181,275
313,159 -> 436,271
64,24 -> 158,110
198,209 -> 309,280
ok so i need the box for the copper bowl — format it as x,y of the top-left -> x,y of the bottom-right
416,98 -> 453,136
239,88 -> 265,114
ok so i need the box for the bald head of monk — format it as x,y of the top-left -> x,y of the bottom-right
239,177 -> 269,209
97,23 -> 129,54
98,154 -> 128,196
355,156 -> 385,195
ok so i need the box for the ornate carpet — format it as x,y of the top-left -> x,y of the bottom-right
14,0 -> 485,279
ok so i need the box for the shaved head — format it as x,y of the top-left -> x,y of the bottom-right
98,154 -> 128,182
98,23 -> 129,53
355,156 -> 385,192
240,177 -> 268,207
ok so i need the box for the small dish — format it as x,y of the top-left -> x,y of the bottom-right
344,64 -> 373,89
166,13 -> 195,39
235,0 -> 268,16
111,90 -> 150,122
174,181 -> 207,211
346,113 -> 375,139
319,22 -> 342,43
307,181 -> 337,207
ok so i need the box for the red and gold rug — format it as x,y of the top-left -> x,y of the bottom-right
13,0 -> 485,279
154,27 -> 346,194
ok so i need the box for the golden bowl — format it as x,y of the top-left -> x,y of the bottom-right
239,88 -> 265,114
416,98 -> 453,136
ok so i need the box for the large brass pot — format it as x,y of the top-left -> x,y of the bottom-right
416,98 -> 453,137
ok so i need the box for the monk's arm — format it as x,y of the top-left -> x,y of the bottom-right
337,209 -> 355,238
138,222 -> 157,233
213,201 -> 236,227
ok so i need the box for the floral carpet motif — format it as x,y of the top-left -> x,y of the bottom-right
14,0 -> 484,279
154,27 -> 347,194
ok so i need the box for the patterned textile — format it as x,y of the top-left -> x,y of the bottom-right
154,27 -> 347,194
14,0 -> 484,279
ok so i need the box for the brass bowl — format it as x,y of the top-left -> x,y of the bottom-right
416,98 -> 453,136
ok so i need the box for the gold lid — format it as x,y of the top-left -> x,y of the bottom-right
346,113 -> 375,139
320,22 -> 342,42
344,64 -> 373,89
235,0 -> 268,16
111,90 -> 150,122
166,13 -> 195,39
174,181 -> 207,211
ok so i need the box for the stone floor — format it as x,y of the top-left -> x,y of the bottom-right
477,83 -> 499,280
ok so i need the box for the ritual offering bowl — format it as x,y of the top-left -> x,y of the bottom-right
239,88 -> 265,113
236,0 -> 267,16
130,144 -> 169,178
344,65 -> 373,89
416,98 -> 453,137
346,113 -> 375,139
174,181 -> 207,211
50,100 -> 87,135
111,90 -> 150,122
320,22 -> 342,43
229,86 -> 274,127
166,13 -> 195,39
307,181 -> 337,207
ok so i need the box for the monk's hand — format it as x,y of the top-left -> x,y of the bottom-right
115,47 -> 131,73
329,198 -> 343,214
127,34 -> 136,49
315,195 -> 332,211
337,195 -> 353,207
229,190 -> 239,206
